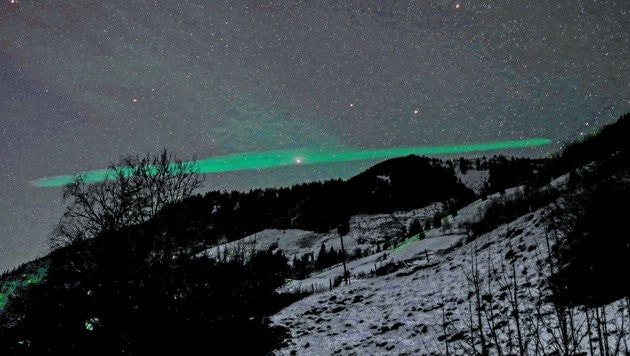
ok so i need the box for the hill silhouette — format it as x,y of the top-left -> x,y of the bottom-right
1,113 -> 629,354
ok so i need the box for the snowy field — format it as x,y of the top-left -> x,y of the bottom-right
270,177 -> 627,355
197,203 -> 444,264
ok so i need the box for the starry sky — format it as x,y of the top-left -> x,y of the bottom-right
1,0 -> 628,272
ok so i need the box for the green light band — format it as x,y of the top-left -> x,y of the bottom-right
32,138 -> 551,187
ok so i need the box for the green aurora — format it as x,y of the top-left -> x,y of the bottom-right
32,138 -> 552,188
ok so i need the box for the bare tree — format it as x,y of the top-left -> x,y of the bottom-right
439,291 -> 452,356
482,251 -> 505,356
497,254 -> 524,355
337,220 -> 350,285
462,243 -> 489,355
51,148 -> 203,248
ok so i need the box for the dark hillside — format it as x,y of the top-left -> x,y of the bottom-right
551,112 -> 630,176
158,155 -> 475,243
0,223 -> 301,355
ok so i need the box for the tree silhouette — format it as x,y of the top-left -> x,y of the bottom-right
337,220 -> 350,285
51,149 -> 203,248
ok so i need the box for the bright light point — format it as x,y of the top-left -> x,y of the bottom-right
10,0 -> 17,4
132,98 -> 138,103
413,109 -> 419,114
454,3 -> 461,9
349,103 -> 354,107
294,157 -> 303,164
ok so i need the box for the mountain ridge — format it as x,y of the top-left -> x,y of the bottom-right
1,113 -> 629,354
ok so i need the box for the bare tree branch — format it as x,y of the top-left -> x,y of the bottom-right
51,148 -> 203,248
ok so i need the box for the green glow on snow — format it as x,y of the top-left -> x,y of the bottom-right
32,138 -> 552,188
392,234 -> 423,253
0,266 -> 47,311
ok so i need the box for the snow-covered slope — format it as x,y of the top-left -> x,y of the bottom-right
270,208 -> 545,354
278,232 -> 465,295
270,180 -> 628,355
197,229 -> 329,261
455,168 -> 489,195
198,203 -> 444,263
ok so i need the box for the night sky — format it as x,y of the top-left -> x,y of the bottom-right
1,0 -> 628,272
